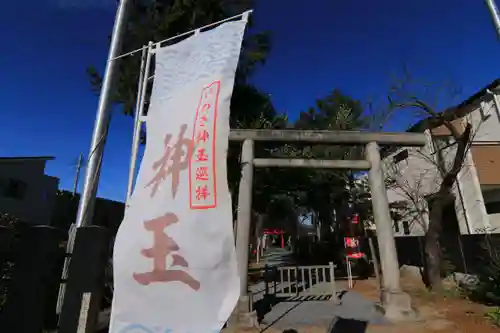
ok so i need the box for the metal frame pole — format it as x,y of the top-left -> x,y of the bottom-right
486,0 -> 500,39
75,0 -> 132,227
126,42 -> 153,203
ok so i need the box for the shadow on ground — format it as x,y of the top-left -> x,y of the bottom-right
254,295 -> 289,323
253,272 -> 334,322
327,318 -> 368,333
269,318 -> 369,333
255,290 -> 387,332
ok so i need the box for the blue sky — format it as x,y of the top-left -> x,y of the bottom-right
1,0 -> 500,202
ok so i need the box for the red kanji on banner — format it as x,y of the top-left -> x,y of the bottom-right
195,148 -> 209,162
200,103 -> 211,114
197,129 -> 210,143
195,185 -> 210,201
195,166 -> 209,181
189,81 -> 221,210
133,212 -> 200,291
198,114 -> 208,127
145,124 -> 194,198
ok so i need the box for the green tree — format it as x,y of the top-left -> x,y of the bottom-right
293,89 -> 368,232
248,89 -> 370,251
87,0 -> 270,117
234,89 -> 370,252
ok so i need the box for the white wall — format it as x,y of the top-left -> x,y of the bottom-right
379,86 -> 500,237
382,122 -> 491,235
384,132 -> 439,202
470,94 -> 500,143
382,132 -> 436,236
454,148 -> 489,234
459,89 -> 500,232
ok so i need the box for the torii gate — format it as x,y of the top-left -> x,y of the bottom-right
262,228 -> 286,249
229,129 -> 425,326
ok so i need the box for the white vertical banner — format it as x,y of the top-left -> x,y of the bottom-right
110,17 -> 248,333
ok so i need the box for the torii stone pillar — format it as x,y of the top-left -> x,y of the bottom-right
366,141 -> 416,321
233,139 -> 258,327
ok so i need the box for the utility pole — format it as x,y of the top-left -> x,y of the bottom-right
72,153 -> 84,196
486,0 -> 500,39
75,0 -> 132,228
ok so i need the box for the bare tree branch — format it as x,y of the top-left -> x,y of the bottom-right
381,71 -> 490,290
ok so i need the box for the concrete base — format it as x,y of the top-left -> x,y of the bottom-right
382,290 -> 418,322
226,296 -> 259,330
237,310 -> 259,328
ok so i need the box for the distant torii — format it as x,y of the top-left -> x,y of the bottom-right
263,228 -> 285,248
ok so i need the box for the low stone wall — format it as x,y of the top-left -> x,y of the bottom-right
399,264 -> 479,289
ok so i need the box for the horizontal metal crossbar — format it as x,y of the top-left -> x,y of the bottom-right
229,129 -> 426,146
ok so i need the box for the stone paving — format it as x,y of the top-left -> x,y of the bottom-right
258,247 -> 295,267
249,248 -> 389,332
245,275 -> 500,333
259,290 -> 388,330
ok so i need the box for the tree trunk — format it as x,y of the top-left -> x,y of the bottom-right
425,196 -> 445,291
254,214 -> 264,263
422,122 -> 471,291
365,228 -> 382,298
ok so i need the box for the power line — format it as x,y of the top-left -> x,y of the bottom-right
72,153 -> 84,196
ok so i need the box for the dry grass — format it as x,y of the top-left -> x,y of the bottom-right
356,275 -> 499,333
228,275 -> 499,333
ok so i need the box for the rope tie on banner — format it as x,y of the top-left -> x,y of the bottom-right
110,9 -> 253,62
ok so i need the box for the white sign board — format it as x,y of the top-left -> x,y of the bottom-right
110,18 -> 248,333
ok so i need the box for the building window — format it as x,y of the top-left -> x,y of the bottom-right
393,149 -> 409,164
393,220 -> 400,233
2,179 -> 27,200
390,209 -> 402,233
402,221 -> 411,235
485,202 -> 500,215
